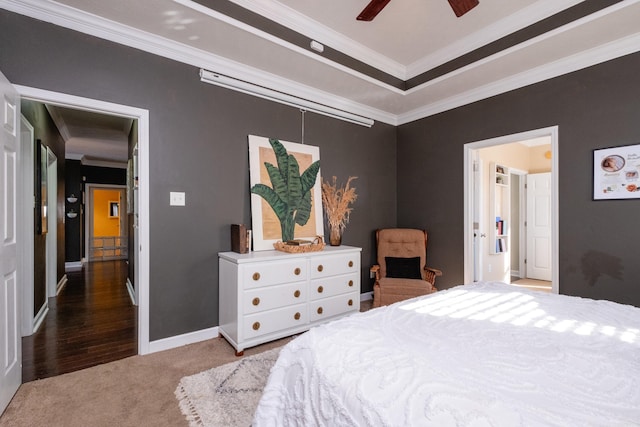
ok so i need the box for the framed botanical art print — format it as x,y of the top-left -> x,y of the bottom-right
248,135 -> 323,251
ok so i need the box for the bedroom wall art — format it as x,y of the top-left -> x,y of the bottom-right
593,143 -> 640,200
248,135 -> 323,251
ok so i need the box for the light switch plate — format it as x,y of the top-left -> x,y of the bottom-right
170,191 -> 185,206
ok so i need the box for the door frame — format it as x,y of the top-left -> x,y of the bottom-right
46,148 -> 58,298
15,85 -> 152,354
19,116 -> 35,336
85,184 -> 127,262
463,126 -> 559,294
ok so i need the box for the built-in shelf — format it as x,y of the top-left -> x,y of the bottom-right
490,162 -> 510,255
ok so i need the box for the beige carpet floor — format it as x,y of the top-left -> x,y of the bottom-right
0,336 -> 291,427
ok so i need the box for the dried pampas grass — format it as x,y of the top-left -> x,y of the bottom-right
321,176 -> 358,233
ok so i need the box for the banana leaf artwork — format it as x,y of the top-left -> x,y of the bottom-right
248,135 -> 323,251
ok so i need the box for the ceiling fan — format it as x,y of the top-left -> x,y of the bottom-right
357,0 -> 479,21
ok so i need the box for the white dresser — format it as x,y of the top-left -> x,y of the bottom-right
218,246 -> 362,355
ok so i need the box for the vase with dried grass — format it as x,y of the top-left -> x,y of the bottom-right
321,176 -> 357,246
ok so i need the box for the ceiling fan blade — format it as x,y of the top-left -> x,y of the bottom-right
448,0 -> 479,17
357,0 -> 392,21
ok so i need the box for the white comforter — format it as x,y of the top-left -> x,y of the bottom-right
253,282 -> 640,426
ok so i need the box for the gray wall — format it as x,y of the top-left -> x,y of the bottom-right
0,11 -> 397,340
398,52 -> 640,306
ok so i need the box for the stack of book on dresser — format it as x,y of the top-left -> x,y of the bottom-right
285,239 -> 313,246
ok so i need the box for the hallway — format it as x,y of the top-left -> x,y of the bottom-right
22,260 -> 137,382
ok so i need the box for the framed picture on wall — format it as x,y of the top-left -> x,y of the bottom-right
109,201 -> 120,218
593,143 -> 640,200
35,139 -> 48,234
248,135 -> 323,251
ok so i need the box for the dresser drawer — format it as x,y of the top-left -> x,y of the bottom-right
310,254 -> 360,278
309,293 -> 358,322
243,282 -> 306,314
309,274 -> 358,301
242,259 -> 307,289
243,304 -> 307,339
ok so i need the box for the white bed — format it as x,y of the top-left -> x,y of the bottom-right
253,282 -> 640,426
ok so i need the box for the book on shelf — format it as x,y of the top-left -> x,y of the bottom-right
498,238 -> 506,252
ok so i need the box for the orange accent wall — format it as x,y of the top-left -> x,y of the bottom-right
94,189 -> 121,237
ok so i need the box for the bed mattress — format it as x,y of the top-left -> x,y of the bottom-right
253,282 -> 640,426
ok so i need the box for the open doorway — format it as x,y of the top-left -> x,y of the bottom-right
463,126 -> 559,294
15,85 -> 150,383
86,185 -> 128,262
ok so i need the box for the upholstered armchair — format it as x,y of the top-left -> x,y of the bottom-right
371,228 -> 442,308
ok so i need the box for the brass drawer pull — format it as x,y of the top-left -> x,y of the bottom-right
317,307 -> 323,315
348,280 -> 354,287
252,297 -> 260,306
317,264 -> 323,272
252,322 -> 260,330
348,260 -> 354,267
252,272 -> 260,281
294,290 -> 301,298
348,299 -> 353,306
294,267 -> 301,275
317,285 -> 324,293
294,312 -> 301,320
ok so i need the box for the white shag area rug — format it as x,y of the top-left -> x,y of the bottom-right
175,347 -> 281,427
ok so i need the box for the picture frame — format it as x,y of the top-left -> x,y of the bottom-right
109,201 -> 120,218
248,135 -> 323,251
593,143 -> 640,200
35,139 -> 48,234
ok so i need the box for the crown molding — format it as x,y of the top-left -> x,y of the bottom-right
1,0 -> 398,125
3,0 -> 638,129
65,152 -> 83,161
227,0 -> 407,79
174,0 -> 405,94
398,32 -> 640,125
45,104 -> 71,141
405,0 -> 637,97
406,0 -> 584,79
80,156 -> 127,169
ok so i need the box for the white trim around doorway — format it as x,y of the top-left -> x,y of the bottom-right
15,85 -> 152,355
463,126 -> 559,294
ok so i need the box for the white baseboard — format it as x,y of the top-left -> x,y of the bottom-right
56,274 -> 68,295
148,326 -> 219,354
32,302 -> 49,334
147,292 -> 372,355
360,291 -> 373,301
65,261 -> 83,271
126,278 -> 137,305
511,270 -> 521,279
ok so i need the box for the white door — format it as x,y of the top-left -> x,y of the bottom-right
0,70 -> 21,414
526,173 -> 552,281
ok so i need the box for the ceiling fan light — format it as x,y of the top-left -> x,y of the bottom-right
448,0 -> 480,17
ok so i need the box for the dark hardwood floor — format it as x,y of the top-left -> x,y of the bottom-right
22,260 -> 137,382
